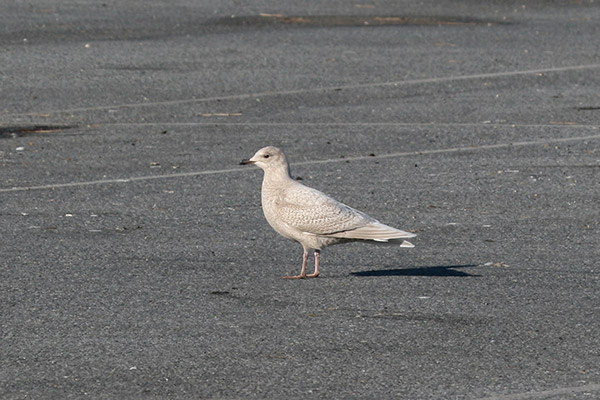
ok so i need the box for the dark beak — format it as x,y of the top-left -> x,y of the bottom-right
240,159 -> 255,165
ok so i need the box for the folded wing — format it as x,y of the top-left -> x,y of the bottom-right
277,182 -> 415,243
324,220 -> 416,242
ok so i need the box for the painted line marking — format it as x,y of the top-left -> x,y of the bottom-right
479,382 -> 600,400
2,63 -> 599,118
2,134 -> 600,193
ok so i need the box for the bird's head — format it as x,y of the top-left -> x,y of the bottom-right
240,146 -> 289,173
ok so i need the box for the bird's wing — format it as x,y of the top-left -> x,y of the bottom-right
275,182 -> 374,236
323,220 -> 416,241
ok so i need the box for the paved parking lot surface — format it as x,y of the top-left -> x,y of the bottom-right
1,1 -> 599,399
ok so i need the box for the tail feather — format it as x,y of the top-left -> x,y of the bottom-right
324,221 -> 416,242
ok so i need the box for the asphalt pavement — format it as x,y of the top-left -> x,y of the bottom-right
1,1 -> 600,399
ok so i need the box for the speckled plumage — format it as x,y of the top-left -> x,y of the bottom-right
241,146 -> 415,279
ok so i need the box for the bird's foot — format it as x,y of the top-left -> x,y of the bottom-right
283,273 -> 319,279
283,274 -> 306,279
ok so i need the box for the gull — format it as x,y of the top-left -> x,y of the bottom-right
240,146 -> 415,279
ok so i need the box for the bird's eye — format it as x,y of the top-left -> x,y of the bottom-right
264,154 -> 270,158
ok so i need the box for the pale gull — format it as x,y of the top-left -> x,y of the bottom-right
240,146 -> 416,279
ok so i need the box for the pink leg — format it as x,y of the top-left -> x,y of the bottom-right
283,247 -> 308,279
306,249 -> 320,278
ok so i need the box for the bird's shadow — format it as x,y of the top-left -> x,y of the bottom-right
350,264 -> 480,277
